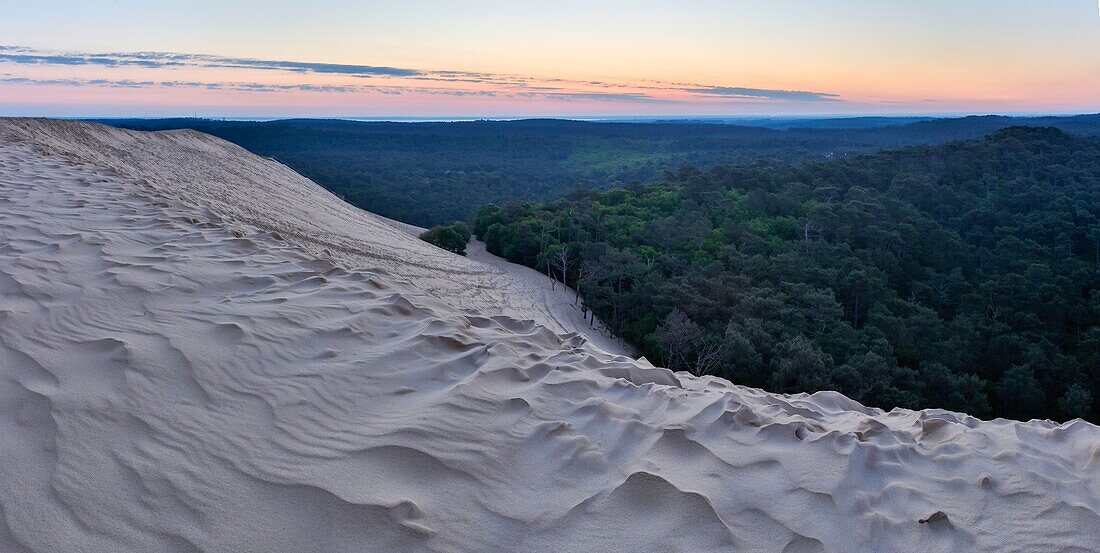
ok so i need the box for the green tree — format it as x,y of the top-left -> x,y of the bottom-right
1057,384 -> 1093,420
996,365 -> 1047,421
419,222 -> 471,255
770,336 -> 832,394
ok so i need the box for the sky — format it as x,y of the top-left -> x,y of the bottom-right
1,0 -> 1098,118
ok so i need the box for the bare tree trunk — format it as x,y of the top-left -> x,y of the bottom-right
553,249 -> 570,292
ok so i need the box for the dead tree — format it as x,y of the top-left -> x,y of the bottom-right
654,309 -> 703,371
692,341 -> 727,377
552,248 -> 570,291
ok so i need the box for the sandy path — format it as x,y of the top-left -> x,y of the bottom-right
388,217 -> 629,355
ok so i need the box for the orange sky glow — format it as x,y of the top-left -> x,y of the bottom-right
1,1 -> 1098,117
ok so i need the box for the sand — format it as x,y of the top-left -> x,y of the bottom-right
0,118 -> 1097,553
0,118 -> 627,358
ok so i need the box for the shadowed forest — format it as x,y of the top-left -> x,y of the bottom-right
108,115 -> 1100,226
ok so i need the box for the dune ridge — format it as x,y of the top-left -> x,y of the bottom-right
0,119 -> 1097,552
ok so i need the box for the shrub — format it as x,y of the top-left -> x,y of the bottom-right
419,221 -> 471,256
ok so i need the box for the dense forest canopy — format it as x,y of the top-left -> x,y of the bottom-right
105,115 -> 1100,227
475,127 -> 1100,422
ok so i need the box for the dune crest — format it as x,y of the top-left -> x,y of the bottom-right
1,119 -> 1097,552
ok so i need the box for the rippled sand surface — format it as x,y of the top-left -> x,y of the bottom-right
1,119 -> 1097,552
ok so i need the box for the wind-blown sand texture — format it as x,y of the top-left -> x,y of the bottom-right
0,118 -> 627,358
0,119 -> 1097,553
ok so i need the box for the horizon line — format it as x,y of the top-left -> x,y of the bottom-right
23,111 -> 1100,123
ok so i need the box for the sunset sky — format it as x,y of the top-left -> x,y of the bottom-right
1,0 -> 1098,118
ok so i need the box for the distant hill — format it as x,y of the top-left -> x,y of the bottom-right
100,115 -> 1100,227
720,116 -> 937,130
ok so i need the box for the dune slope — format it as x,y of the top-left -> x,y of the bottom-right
0,118 -> 627,356
0,119 -> 1097,553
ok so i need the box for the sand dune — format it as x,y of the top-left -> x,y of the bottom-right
0,118 -> 627,357
0,119 -> 1097,552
